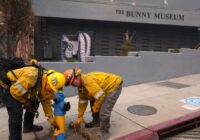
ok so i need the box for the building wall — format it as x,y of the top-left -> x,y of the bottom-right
40,48 -> 200,97
32,0 -> 200,27
35,17 -> 200,61
51,0 -> 200,11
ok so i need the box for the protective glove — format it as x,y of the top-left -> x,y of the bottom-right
47,117 -> 60,130
64,102 -> 71,111
76,116 -> 85,128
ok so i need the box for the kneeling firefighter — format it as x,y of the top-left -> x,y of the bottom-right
63,68 -> 123,140
0,65 -> 66,140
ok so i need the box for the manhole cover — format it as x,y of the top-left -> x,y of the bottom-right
127,105 -> 157,116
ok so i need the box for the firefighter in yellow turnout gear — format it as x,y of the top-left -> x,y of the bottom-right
22,58 -> 43,133
0,66 -> 66,140
64,68 -> 123,140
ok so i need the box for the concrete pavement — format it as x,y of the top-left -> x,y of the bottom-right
1,74 -> 200,140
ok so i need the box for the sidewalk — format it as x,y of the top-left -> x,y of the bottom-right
1,74 -> 200,140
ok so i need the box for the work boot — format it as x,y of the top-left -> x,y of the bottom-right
85,112 -> 100,128
23,125 -> 43,133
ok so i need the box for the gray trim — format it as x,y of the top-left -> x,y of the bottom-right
32,0 -> 200,27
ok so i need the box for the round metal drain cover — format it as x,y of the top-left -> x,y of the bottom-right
127,105 -> 157,116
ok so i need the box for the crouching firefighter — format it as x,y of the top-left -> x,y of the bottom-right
0,65 -> 66,140
64,68 -> 123,140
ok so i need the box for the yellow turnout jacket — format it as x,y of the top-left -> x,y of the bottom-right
78,72 -> 122,118
6,66 -> 54,117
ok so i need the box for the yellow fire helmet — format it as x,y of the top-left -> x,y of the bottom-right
30,59 -> 38,65
47,70 -> 66,92
63,68 -> 81,85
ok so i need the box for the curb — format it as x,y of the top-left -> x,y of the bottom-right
115,111 -> 200,140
